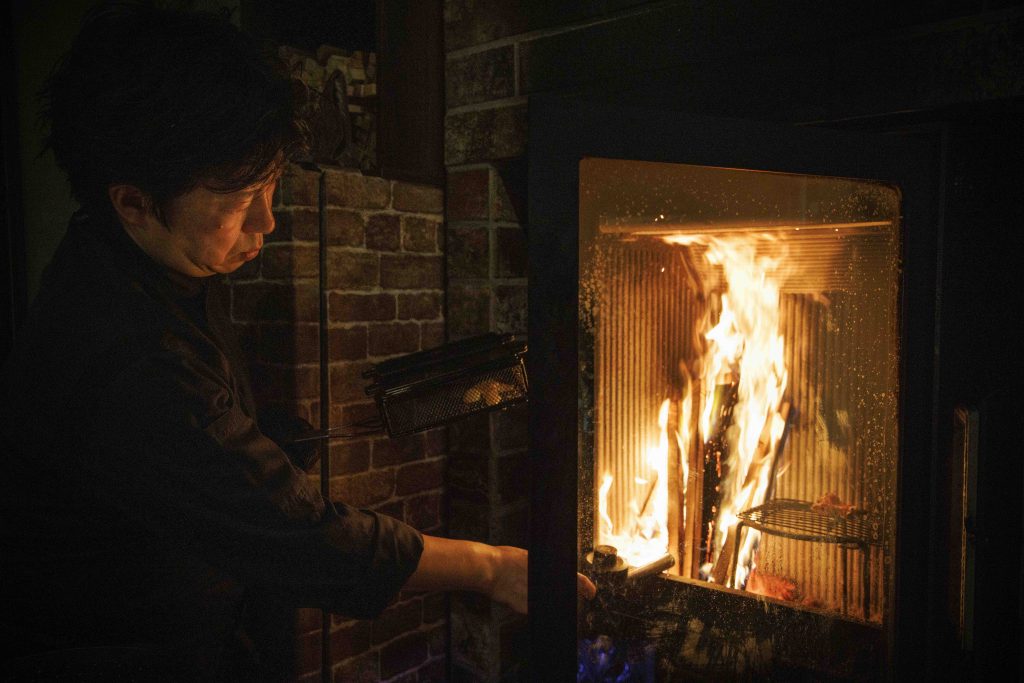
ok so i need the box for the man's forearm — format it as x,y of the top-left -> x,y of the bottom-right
403,534 -> 498,594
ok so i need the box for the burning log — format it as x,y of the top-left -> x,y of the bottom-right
681,374 -> 703,579
745,566 -> 824,609
745,567 -> 798,601
709,401 -> 791,587
700,381 -> 739,569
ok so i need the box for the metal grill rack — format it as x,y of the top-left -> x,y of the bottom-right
363,333 -> 528,437
730,498 -> 881,620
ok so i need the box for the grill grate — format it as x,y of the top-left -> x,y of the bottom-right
737,498 -> 880,547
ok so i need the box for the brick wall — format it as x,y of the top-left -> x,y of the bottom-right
229,163 -> 447,682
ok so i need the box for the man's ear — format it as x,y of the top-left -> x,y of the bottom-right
108,184 -> 153,228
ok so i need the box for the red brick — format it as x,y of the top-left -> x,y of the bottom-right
329,469 -> 395,508
495,226 -> 527,278
496,450 -> 528,503
261,243 -> 319,279
494,284 -> 526,335
422,593 -> 446,624
396,459 -> 444,496
326,250 -> 379,290
425,623 -> 447,658
447,168 -> 488,221
448,452 -> 489,504
446,285 -> 490,340
330,651 -> 378,683
380,254 -> 443,289
446,45 -> 514,108
422,428 -> 445,457
329,361 -> 374,403
380,631 -> 429,680
491,503 -> 528,547
420,322 -> 445,350
392,181 -> 443,213
232,282 -> 318,323
401,217 -> 440,253
396,292 -> 441,321
445,104 -> 526,166
446,225 -> 489,279
372,434 -> 425,468
258,322 -> 319,364
329,620 -> 372,660
447,411 -> 490,457
295,607 -> 323,634
339,401 -> 380,429
417,657 -> 447,682
366,214 -> 401,251
329,326 -> 368,361
272,208 -> 319,242
499,617 -> 527,670
328,439 -> 370,475
492,403 -> 527,451
326,209 -> 365,246
281,166 -> 320,206
329,292 -> 396,323
493,159 -> 526,222
368,322 -> 421,356
371,599 -> 423,645
326,169 -> 389,208
294,629 -> 322,676
404,492 -> 442,530
448,500 -> 489,542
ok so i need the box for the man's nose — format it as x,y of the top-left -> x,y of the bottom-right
243,186 -> 275,234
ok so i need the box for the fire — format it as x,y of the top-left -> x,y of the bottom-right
594,235 -> 788,584
596,399 -> 675,568
665,235 -> 789,587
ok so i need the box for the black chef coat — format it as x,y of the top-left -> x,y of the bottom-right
0,211 -> 423,679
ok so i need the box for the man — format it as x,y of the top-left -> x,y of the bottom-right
0,5 -> 594,679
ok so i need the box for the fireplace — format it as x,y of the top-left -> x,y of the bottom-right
528,97 -> 941,680
581,156 -> 900,615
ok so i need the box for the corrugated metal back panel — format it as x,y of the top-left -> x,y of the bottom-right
594,241 -> 694,544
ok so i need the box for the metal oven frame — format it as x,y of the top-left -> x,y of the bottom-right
527,94 -> 939,680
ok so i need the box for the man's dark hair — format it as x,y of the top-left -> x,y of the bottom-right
41,3 -> 308,223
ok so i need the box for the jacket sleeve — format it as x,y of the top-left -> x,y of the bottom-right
70,347 -> 423,619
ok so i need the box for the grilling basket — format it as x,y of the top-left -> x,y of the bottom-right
292,333 -> 528,443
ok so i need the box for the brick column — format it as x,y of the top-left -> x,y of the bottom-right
444,9 -> 530,679
229,162 -> 448,682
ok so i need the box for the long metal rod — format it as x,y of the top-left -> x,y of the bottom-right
290,424 -> 383,444
316,165 -> 331,683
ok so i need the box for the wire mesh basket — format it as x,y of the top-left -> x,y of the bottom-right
363,333 -> 528,437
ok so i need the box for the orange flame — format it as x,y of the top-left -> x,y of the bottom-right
596,399 -> 676,567
665,235 -> 789,586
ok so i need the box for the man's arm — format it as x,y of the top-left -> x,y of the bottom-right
404,535 -> 596,614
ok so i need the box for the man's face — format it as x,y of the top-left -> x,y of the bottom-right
150,172 -> 280,277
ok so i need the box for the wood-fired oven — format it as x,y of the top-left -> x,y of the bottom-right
527,96 -> 948,681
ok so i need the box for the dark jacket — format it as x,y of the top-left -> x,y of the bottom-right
0,212 -> 423,679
